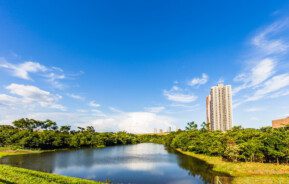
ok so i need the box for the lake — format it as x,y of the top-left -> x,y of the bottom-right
0,143 -> 231,184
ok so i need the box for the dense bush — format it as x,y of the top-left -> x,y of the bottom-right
164,125 -> 289,164
0,118 -> 139,150
1,118 -> 288,164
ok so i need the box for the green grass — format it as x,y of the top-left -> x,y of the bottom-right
0,148 -> 43,158
0,164 -> 102,184
232,176 -> 289,184
177,149 -> 289,184
0,148 -> 103,184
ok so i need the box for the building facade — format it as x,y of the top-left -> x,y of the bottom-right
272,117 -> 289,128
206,95 -> 211,130
206,84 -> 233,131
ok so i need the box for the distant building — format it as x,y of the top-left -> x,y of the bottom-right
159,129 -> 163,133
272,117 -> 289,128
168,126 -> 172,132
206,83 -> 233,131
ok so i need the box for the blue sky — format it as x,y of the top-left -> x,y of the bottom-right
1,1 -> 289,133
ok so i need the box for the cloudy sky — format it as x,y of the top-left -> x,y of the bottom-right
1,1 -> 289,133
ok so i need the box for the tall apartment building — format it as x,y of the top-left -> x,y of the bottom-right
206,84 -> 233,131
206,95 -> 211,130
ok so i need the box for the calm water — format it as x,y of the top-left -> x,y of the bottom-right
0,143 -> 231,184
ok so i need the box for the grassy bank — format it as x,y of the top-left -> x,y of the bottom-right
177,149 -> 289,184
0,148 -> 43,158
0,149 -> 102,184
0,164 -> 102,184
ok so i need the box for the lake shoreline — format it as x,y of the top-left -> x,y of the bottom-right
0,148 -> 45,158
2,145 -> 289,184
176,148 -> 289,184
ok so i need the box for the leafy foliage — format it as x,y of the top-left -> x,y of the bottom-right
0,119 -> 139,150
1,119 -> 289,164
164,122 -> 289,164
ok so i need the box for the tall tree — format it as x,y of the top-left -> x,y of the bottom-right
185,121 -> 198,131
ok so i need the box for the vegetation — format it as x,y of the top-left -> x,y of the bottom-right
1,119 -> 288,164
137,134 -> 165,144
0,164 -> 102,184
177,149 -> 289,184
163,122 -> 289,164
0,118 -> 139,150
1,118 -> 289,183
0,147 -> 42,158
177,149 -> 289,176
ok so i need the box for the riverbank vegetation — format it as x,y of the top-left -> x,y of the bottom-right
1,118 -> 289,183
0,119 -> 289,164
177,149 -> 289,176
0,118 -> 139,150
150,121 -> 289,183
1,119 -> 288,164
178,149 -> 289,184
0,147 -> 43,158
0,164 -> 101,184
163,122 -> 289,164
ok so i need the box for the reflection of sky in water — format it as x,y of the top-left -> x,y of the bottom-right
52,144 -> 196,183
0,143 -> 228,184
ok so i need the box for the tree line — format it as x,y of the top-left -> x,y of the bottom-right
162,121 -> 289,164
0,118 -> 288,164
0,118 -> 139,149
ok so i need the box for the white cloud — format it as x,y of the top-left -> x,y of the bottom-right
76,109 -> 88,113
0,58 -> 66,89
233,58 -> 276,94
233,18 -> 289,94
245,107 -> 264,112
81,111 -> 175,134
67,93 -> 85,101
10,108 -> 175,134
250,58 -> 276,86
89,100 -> 101,108
9,106 -> 174,134
164,91 -> 197,103
246,73 -> 289,101
188,73 -> 208,86
270,89 -> 289,98
1,83 -> 65,111
169,103 -> 199,112
0,94 -> 18,106
45,72 -> 66,89
252,18 -> 289,54
0,59 -> 47,80
17,111 -> 98,126
144,106 -> 165,113
163,86 -> 197,103
109,107 -> 124,113
233,17 -> 289,109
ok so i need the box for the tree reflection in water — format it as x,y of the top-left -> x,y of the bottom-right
167,148 -> 232,184
1,144 -> 233,184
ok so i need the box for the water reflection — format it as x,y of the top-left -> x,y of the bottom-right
168,149 -> 232,184
0,143 -> 231,184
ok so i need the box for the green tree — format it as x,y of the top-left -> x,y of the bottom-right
185,121 -> 198,131
12,118 -> 39,130
60,125 -> 71,133
42,120 -> 58,131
